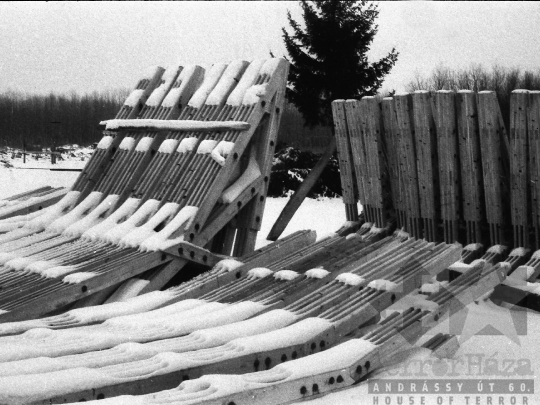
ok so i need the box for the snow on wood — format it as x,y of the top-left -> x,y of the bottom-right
242,83 -> 270,105
213,258 -> 244,273
247,267 -> 274,279
210,141 -> 235,166
24,190 -> 81,231
464,242 -> 483,251
135,137 -> 155,152
157,139 -> 180,154
220,156 -> 261,204
205,60 -> 248,105
106,299 -> 216,327
367,279 -> 399,291
5,256 -> 35,271
161,65 -> 202,108
316,232 -> 338,242
46,191 -> 104,234
196,140 -> 219,155
336,272 -> 365,286
0,302 -> 268,364
25,259 -> 61,274
101,199 -> 160,244
305,268 -> 330,279
510,247 -> 528,256
281,338 -> 377,378
67,290 -> 177,323
234,317 -> 333,354
274,270 -> 299,281
104,278 -> 150,303
184,308 -> 300,349
176,137 -> 198,153
187,62 -> 228,109
40,265 -> 82,279
139,206 -> 198,251
104,120 -> 250,132
62,272 -> 97,284
420,280 -> 449,294
487,244 -> 507,254
448,261 -> 472,272
469,259 -> 486,268
63,194 -> 120,237
225,59 -> 266,106
144,65 -> 181,107
119,202 -> 180,248
0,252 -> 18,264
118,137 -> 137,151
122,89 -> 145,107
81,197 -> 141,241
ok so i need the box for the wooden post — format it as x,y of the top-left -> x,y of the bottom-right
267,136 -> 337,241
331,99 -> 359,221
509,90 -> 530,248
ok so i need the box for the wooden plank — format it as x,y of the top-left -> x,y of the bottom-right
381,97 -> 403,228
393,93 -> 422,238
0,252 -> 171,323
331,100 -> 359,212
102,119 -> 250,132
434,90 -> 460,243
456,90 -> 485,244
509,90 -> 530,248
185,59 -> 290,243
236,70 -> 289,248
529,91 -> 540,249
0,188 -> 68,220
412,90 -> 439,241
477,91 -> 511,245
266,137 -> 337,241
345,99 -> 370,218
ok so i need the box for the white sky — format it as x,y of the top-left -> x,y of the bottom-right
1,1 -> 539,95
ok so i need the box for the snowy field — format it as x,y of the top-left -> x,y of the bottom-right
1,162 -> 539,405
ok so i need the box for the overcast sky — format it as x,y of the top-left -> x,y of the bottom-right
1,1 -> 539,95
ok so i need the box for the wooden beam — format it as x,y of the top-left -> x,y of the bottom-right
267,136 -> 337,241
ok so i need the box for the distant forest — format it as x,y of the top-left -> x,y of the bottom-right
0,90 -> 332,152
0,90 -> 129,149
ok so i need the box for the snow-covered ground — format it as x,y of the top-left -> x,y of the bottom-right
0,154 -> 539,405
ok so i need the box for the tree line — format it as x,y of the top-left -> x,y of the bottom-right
0,89 -> 129,149
406,63 -> 540,129
0,89 -> 331,152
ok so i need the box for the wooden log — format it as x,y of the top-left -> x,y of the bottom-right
434,90 -> 460,243
412,90 -> 439,241
509,90 -> 530,248
0,187 -> 68,220
381,97 -> 403,227
393,93 -> 422,238
529,91 -> 540,249
266,137 -> 337,241
331,100 -> 359,220
477,91 -> 511,245
456,90 -> 485,244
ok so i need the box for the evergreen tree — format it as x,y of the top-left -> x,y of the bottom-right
283,0 -> 398,127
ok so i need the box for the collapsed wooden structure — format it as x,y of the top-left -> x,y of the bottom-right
0,77 -> 537,404
0,58 -> 289,322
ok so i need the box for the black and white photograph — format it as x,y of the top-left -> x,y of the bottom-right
0,2 -> 539,404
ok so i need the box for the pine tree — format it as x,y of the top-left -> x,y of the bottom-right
283,0 -> 398,127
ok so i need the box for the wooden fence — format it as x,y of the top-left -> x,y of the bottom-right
332,90 -> 540,249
